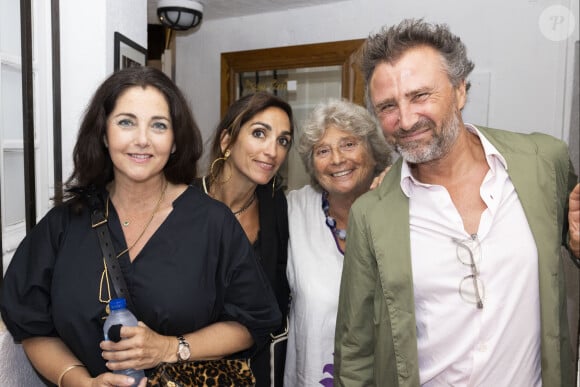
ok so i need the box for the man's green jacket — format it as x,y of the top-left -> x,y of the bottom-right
334,126 -> 577,386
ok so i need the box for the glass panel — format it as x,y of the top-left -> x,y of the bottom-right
1,64 -> 24,141
236,65 -> 342,191
0,0 -> 22,55
3,150 -> 26,226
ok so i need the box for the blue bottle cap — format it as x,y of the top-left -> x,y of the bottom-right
109,298 -> 127,311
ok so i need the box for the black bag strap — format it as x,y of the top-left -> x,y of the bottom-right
86,188 -> 137,312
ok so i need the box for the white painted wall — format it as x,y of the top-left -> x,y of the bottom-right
60,1 -> 106,181
34,0 -> 56,219
59,0 -> 147,181
174,0 -> 579,152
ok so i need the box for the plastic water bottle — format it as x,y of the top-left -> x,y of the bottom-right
103,298 -> 146,387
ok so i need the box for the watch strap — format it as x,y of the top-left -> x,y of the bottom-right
177,335 -> 190,362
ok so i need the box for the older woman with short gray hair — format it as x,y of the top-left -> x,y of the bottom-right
297,99 -> 391,191
284,99 -> 392,386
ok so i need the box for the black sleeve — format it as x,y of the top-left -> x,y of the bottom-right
0,205 -> 70,341
216,205 -> 282,353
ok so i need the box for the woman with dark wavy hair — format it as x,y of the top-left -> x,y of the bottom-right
194,91 -> 294,387
1,67 -> 280,387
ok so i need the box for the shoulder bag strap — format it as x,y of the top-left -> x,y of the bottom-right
86,189 -> 137,312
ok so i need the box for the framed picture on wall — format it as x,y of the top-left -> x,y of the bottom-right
114,32 -> 147,71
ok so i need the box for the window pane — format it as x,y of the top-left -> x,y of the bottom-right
3,150 -> 25,226
0,0 -> 22,55
1,64 -> 24,141
237,66 -> 342,104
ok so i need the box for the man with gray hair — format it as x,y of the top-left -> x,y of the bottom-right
334,18 -> 579,386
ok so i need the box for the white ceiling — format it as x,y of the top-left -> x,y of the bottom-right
148,0 -> 344,24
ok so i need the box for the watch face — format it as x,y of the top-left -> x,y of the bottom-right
179,344 -> 191,361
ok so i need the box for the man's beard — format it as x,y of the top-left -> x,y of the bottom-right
390,109 -> 461,164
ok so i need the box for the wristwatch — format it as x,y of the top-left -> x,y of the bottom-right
176,335 -> 191,362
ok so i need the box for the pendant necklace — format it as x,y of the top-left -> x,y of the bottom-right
232,192 -> 256,217
99,180 -> 168,305
114,180 -> 168,258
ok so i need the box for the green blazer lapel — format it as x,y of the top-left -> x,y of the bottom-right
372,159 -> 419,381
502,150 -> 561,328
481,128 -> 560,274
480,128 -> 563,385
504,153 -> 559,269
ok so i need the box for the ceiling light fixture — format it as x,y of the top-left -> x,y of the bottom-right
157,0 -> 204,31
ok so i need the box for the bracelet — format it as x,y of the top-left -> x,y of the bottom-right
57,364 -> 85,387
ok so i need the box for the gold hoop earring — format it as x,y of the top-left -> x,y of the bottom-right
210,149 -> 232,184
272,175 -> 276,197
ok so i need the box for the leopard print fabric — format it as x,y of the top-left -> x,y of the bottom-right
147,359 -> 255,387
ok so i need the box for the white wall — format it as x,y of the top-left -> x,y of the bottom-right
60,1 -> 106,181
175,0 -> 579,151
34,0 -> 56,219
59,0 -> 147,181
106,0 -> 148,74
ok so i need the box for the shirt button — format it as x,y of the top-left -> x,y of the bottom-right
478,342 -> 488,352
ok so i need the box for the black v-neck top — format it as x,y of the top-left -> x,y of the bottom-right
193,178 -> 290,322
0,185 -> 281,376
192,178 -> 290,387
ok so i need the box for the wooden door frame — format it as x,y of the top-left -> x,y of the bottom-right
220,39 -> 365,116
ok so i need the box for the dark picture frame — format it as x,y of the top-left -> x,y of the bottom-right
114,32 -> 147,71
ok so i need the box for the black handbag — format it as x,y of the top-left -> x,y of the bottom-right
88,191 -> 255,387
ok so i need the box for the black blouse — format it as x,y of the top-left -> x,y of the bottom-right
192,179 -> 290,387
0,186 -> 281,377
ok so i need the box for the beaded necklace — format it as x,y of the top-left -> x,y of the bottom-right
322,190 -> 346,241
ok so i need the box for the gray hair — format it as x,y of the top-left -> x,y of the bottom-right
297,99 -> 392,191
361,18 -> 475,114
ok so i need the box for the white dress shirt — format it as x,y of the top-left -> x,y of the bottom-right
401,124 -> 541,386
